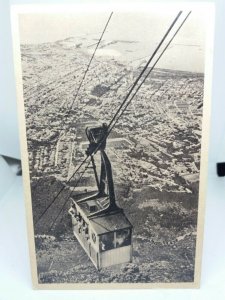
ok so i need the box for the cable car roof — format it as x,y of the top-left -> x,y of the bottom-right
89,211 -> 132,235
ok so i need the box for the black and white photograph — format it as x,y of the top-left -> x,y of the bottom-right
12,3 -> 213,288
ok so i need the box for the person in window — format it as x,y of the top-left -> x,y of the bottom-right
82,222 -> 89,240
116,229 -> 131,247
100,233 -> 114,251
84,228 -> 89,240
92,233 -> 96,243
77,215 -> 83,234
75,213 -> 81,222
100,241 -> 106,251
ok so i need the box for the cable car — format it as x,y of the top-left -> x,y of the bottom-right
68,124 -> 133,269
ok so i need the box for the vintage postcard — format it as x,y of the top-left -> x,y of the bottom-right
11,2 -> 214,289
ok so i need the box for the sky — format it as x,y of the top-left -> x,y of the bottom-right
18,8 -> 211,73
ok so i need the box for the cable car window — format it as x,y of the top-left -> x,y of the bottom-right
99,232 -> 114,252
115,229 -> 131,248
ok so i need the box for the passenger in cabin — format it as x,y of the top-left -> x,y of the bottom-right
77,214 -> 83,233
82,221 -> 89,239
68,207 -> 76,216
91,233 -> 96,243
69,202 -> 76,215
75,213 -> 81,222
115,235 -> 125,247
100,241 -> 106,251
71,203 -> 76,211
68,205 -> 78,226
84,228 -> 89,240
99,232 -> 114,251
115,229 -> 131,247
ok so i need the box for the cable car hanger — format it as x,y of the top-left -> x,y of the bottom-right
34,10 -> 191,228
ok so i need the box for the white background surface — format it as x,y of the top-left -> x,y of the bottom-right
0,0 -> 225,299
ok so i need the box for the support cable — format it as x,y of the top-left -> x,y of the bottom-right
107,11 -> 182,130
107,11 -> 192,135
49,159 -> 92,231
70,12 -> 113,109
34,155 -> 89,225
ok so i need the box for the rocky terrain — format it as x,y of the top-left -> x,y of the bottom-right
21,36 -> 204,284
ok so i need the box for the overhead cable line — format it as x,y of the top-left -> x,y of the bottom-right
49,159 -> 92,231
107,11 -> 192,134
70,12 -> 113,109
34,155 -> 89,226
107,10 -> 182,130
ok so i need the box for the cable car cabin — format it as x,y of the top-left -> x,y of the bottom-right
69,198 -> 132,270
68,123 -> 133,270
